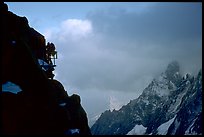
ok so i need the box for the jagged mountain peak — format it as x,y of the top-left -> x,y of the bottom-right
91,61 -> 202,135
142,67 -> 178,98
165,61 -> 180,74
165,61 -> 182,86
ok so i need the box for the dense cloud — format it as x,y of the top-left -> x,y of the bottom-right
45,3 -> 201,94
43,3 -> 202,117
85,3 -> 202,72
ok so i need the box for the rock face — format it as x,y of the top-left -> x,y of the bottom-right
1,2 -> 91,135
91,61 -> 202,135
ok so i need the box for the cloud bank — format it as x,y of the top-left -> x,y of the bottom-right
43,2 -> 202,117
45,3 -> 201,93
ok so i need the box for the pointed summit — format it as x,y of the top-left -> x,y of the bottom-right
166,61 -> 180,73
165,61 -> 182,86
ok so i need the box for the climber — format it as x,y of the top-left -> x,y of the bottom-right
40,42 -> 57,79
46,42 -> 57,65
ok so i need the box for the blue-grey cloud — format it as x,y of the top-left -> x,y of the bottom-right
85,2 -> 202,74
42,2 -> 202,121
46,2 -> 202,95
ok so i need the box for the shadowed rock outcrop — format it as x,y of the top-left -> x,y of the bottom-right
1,2 -> 91,135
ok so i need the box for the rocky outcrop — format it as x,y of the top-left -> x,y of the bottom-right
1,2 -> 91,135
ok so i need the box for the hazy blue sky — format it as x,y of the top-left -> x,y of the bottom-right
6,2 -> 202,126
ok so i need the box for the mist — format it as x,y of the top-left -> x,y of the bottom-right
43,2 -> 202,124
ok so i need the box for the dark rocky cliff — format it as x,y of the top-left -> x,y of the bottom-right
1,2 -> 91,135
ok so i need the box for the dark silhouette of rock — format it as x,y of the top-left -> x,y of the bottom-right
65,94 -> 92,135
48,79 -> 91,135
1,2 -> 91,135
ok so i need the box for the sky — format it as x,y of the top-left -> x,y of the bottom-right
6,2 -> 202,126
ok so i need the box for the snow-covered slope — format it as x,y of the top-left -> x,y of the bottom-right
156,115 -> 176,135
127,124 -> 147,135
